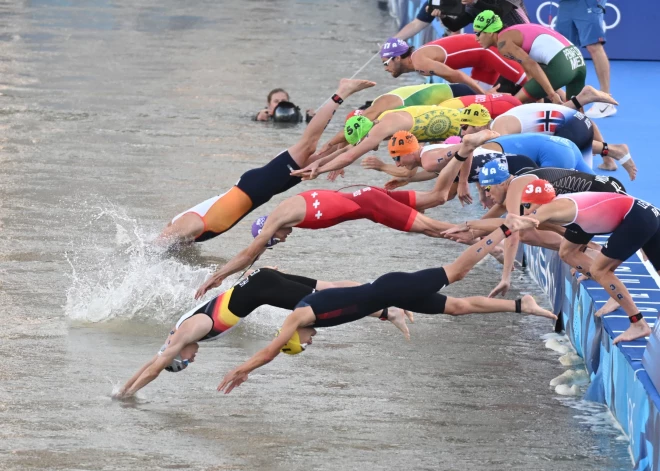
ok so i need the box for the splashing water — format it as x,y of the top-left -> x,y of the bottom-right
64,199 -> 218,323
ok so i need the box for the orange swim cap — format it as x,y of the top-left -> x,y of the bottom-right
388,130 -> 419,157
521,179 -> 556,205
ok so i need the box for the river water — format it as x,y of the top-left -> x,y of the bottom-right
0,1 -> 632,470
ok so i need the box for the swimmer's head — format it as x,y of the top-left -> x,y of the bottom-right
276,327 -> 317,355
251,216 -> 292,247
473,11 -> 503,48
163,342 -> 199,373
380,37 -> 413,78
345,115 -> 374,145
388,130 -> 420,169
521,179 -> 556,205
460,104 -> 492,135
479,159 -> 511,204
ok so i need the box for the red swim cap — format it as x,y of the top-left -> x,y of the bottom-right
521,179 -> 556,205
345,109 -> 364,122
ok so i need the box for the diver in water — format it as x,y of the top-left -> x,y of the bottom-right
254,88 -> 315,123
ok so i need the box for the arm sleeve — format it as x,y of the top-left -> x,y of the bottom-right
416,3 -> 434,22
440,11 -> 476,31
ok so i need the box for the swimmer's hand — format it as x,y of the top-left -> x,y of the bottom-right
485,83 -> 501,94
255,109 -> 271,121
384,177 -> 410,190
550,92 -> 563,105
195,275 -> 225,300
327,169 -> 344,182
505,213 -> 539,232
478,190 -> 493,209
442,223 -> 470,236
457,181 -> 473,206
217,369 -> 249,394
361,155 -> 385,171
488,278 -> 511,298
291,161 -> 320,180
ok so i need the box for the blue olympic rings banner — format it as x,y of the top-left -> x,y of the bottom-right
390,0 -> 659,61
525,242 -> 660,470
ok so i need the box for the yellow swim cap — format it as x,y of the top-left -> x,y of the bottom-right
460,104 -> 492,126
276,329 -> 305,355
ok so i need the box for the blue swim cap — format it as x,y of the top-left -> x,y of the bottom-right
479,159 -> 510,186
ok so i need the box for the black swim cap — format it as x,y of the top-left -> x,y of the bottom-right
273,101 -> 303,123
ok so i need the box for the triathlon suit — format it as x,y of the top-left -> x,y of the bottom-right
295,187 -> 418,232
492,103 -> 594,166
440,94 -> 522,119
489,134 -> 593,174
413,34 -> 527,87
501,24 -> 586,100
174,268 -> 317,341
377,83 -> 476,108
555,193 -> 660,268
171,150 -> 302,242
297,268 -> 452,327
379,106 -> 461,141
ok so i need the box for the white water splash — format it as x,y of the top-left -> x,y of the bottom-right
64,200 -> 217,323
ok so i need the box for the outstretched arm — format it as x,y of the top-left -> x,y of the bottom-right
314,129 -> 386,176
115,322 -> 206,398
217,308 -> 315,394
414,56 -> 487,94
194,205 -> 299,299
361,155 -> 417,178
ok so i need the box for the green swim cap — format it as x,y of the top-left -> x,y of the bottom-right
345,115 -> 374,145
473,10 -> 503,33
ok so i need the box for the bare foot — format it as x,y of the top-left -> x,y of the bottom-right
613,319 -> 652,344
570,267 -> 577,277
606,144 -> 637,181
576,273 -> 590,283
598,156 -> 617,171
595,297 -> 620,317
521,294 -> 558,320
575,85 -> 619,107
337,79 -> 376,98
387,307 -> 412,340
622,159 -> 637,181
461,129 -> 500,152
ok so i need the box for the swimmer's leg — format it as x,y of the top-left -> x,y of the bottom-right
593,140 -> 636,181
519,228 -> 563,251
287,79 -> 376,167
564,85 -> 618,109
368,307 -> 414,340
591,121 -> 617,172
444,295 -> 556,320
157,213 -> 204,246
